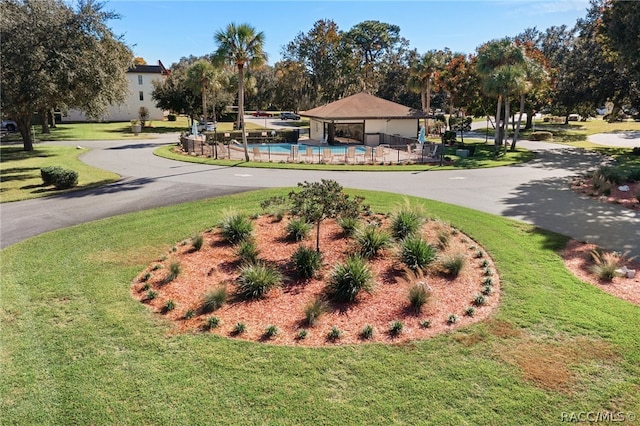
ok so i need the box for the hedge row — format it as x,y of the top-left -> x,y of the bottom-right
41,166 -> 78,189
528,131 -> 553,141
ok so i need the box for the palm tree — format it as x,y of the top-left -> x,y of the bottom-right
511,55 -> 546,151
185,60 -> 219,122
214,23 -> 267,161
408,50 -> 442,134
476,39 -> 526,156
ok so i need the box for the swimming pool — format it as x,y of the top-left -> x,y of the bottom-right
248,143 -> 366,155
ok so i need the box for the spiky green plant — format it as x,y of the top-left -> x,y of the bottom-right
303,296 -> 328,326
191,233 -> 204,251
440,254 -> 466,277
236,263 -> 282,299
236,238 -> 260,264
390,200 -> 425,240
400,236 -> 438,271
408,282 -> 432,314
355,225 -> 391,259
327,255 -> 374,303
337,216 -> 360,237
285,218 -> 311,242
219,210 -> 253,244
200,286 -> 227,313
291,245 -> 322,279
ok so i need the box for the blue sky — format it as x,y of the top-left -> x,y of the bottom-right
105,0 -> 590,67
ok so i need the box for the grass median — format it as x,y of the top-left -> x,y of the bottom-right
1,188 -> 638,424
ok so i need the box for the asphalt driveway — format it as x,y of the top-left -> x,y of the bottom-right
2,134 -> 638,259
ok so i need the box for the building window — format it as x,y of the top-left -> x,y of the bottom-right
138,75 -> 143,85
139,91 -> 144,101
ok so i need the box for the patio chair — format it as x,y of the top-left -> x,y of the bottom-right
374,146 -> 385,163
252,145 -> 262,162
304,146 -> 315,163
364,146 -> 373,164
287,145 -> 299,162
322,148 -> 335,164
346,146 -> 357,164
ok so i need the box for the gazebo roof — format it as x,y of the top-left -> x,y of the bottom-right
300,92 -> 426,120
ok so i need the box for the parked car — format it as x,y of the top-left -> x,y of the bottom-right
567,113 -> 581,121
197,121 -> 216,132
279,112 -> 300,120
252,111 -> 272,117
1,119 -> 17,132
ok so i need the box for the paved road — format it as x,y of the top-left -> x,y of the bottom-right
2,134 -> 638,259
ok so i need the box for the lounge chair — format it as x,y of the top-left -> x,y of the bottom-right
346,146 -> 356,164
322,148 -> 335,164
364,146 -> 373,164
288,145 -> 299,162
252,146 -> 262,162
304,146 -> 315,163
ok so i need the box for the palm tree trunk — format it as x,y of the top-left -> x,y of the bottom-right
494,95 -> 502,158
511,94 -> 525,151
238,64 -> 249,161
503,93 -> 510,156
426,79 -> 431,135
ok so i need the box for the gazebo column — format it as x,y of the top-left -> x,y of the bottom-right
328,121 -> 336,145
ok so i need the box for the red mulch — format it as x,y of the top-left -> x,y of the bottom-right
131,216 -> 500,346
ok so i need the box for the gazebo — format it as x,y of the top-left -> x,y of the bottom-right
300,92 -> 427,146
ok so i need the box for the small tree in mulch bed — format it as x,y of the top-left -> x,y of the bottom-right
288,180 -> 368,252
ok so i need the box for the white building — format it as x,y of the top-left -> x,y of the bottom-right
61,61 -> 169,122
300,92 -> 427,146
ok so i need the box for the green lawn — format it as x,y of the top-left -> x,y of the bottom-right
477,117 -> 640,144
2,189 -> 639,424
0,145 -> 119,202
0,117 -> 268,143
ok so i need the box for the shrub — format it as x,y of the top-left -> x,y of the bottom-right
408,282 -> 432,314
151,264 -> 163,271
337,216 -> 360,237
355,225 -> 391,259
327,326 -> 343,341
263,324 -> 279,339
481,285 -> 493,295
473,294 -> 486,306
480,259 -> 489,268
233,322 -> 247,335
292,246 -> 322,279
327,255 -> 374,303
191,234 -> 204,251
285,218 -> 311,241
304,296 -> 328,326
205,316 -> 220,329
465,306 -> 476,317
296,329 -> 308,340
483,267 -> 493,277
162,261 -> 181,284
184,309 -> 195,319
390,202 -> 425,240
141,273 -> 151,282
389,320 -> 403,336
162,300 -> 176,313
145,290 -> 158,301
590,249 -> 620,282
419,320 -> 432,329
447,314 -> 458,324
40,166 -> 78,189
236,239 -> 260,264
483,277 -> 493,286
141,282 -> 150,291
360,324 -> 374,339
219,211 -> 253,244
437,231 -> 450,249
200,287 -> 227,313
236,263 -> 282,299
440,254 -> 466,277
529,131 -> 553,141
167,113 -> 177,121
400,236 -> 438,271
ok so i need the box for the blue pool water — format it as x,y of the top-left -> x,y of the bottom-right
248,143 -> 366,155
